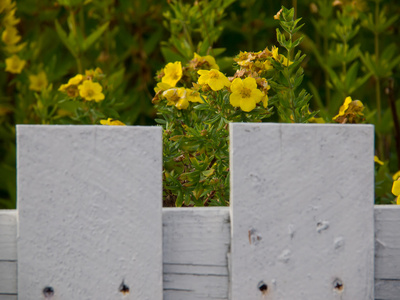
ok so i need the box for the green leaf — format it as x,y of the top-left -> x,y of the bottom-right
202,169 -> 215,177
82,22 -> 109,51
161,46 -> 186,62
175,191 -> 183,207
54,20 -> 78,57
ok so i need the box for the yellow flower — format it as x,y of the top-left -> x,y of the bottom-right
100,118 -> 125,126
29,71 -> 48,92
1,26 -> 21,45
198,69 -> 231,91
154,82 -> 172,94
59,74 -> 84,98
333,97 -> 364,123
78,80 -> 105,102
186,88 -> 204,103
271,46 -> 292,66
308,117 -> 325,123
85,68 -> 103,80
393,170 -> 400,181
229,77 -> 263,112
193,53 -> 219,70
334,96 -> 352,119
162,88 -> 189,110
3,8 -> 20,27
4,42 -> 26,54
271,46 -> 280,61
67,74 -> 84,86
261,92 -> 268,108
374,156 -> 384,166
392,179 -> 400,205
152,82 -> 172,104
0,0 -> 12,14
59,84 -> 79,97
262,60 -> 273,71
5,54 -> 26,74
162,61 -> 182,87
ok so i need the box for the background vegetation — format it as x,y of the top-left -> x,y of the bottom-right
1,0 -> 399,208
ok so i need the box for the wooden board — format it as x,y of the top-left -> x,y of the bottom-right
163,207 -> 230,300
16,125 -> 163,300
230,123 -> 375,300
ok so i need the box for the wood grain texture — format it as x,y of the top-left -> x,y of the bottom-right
0,295 -> 17,300
0,261 -> 17,295
0,211 -> 17,260
374,206 -> 400,300
163,207 -> 230,300
1,206 -> 400,299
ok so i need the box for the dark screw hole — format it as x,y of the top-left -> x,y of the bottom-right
333,278 -> 344,292
119,280 -> 130,295
257,281 -> 268,293
43,286 -> 54,298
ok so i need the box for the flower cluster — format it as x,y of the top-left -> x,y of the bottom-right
154,52 -> 271,113
153,52 -> 275,207
333,96 -> 365,124
59,68 -> 105,102
1,0 -> 26,74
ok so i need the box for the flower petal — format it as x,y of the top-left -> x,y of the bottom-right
208,78 -> 225,91
229,92 -> 242,107
240,98 -> 256,112
231,78 -> 243,93
392,180 -> 400,196
243,77 -> 257,90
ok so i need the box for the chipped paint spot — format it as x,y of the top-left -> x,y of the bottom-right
257,281 -> 268,295
248,228 -> 262,245
316,221 -> 330,233
333,278 -> 344,293
119,280 -> 130,295
43,286 -> 54,298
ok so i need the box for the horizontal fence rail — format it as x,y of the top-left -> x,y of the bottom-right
1,207 -> 400,300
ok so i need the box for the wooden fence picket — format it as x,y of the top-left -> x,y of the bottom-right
230,123 -> 375,299
16,125 -> 163,300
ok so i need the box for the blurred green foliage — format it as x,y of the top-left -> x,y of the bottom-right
1,0 -> 400,208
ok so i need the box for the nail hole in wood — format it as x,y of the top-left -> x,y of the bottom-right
43,286 -> 54,298
257,281 -> 268,295
333,278 -> 343,292
119,280 -> 130,295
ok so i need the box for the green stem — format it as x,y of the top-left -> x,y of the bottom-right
287,33 -> 296,122
374,0 -> 381,123
374,0 -> 383,157
323,35 -> 331,107
292,0 -> 297,20
69,9 -> 83,73
197,2 -> 214,56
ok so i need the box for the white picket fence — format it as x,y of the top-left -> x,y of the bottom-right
0,124 -> 398,299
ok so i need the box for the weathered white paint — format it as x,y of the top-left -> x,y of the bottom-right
374,206 -> 400,280
0,210 -> 17,298
1,207 -> 400,299
16,125 -> 163,300
0,210 -> 16,260
230,124 -> 375,299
